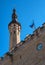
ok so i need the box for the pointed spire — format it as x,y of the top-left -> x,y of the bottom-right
12,9 -> 17,21
8,9 -> 21,26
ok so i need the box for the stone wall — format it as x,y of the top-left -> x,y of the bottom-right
0,23 -> 45,65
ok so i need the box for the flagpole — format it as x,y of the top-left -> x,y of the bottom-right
33,21 -> 39,36
33,21 -> 36,30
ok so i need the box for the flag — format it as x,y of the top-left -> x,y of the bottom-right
30,20 -> 34,28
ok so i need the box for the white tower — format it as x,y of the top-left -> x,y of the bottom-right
8,9 -> 21,50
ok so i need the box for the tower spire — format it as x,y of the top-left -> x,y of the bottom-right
8,9 -> 21,51
12,9 -> 17,21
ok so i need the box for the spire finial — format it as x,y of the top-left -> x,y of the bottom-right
12,9 -> 17,21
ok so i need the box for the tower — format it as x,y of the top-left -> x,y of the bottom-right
8,9 -> 21,50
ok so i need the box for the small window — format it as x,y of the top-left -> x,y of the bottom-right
36,43 -> 43,51
14,31 -> 15,34
14,24 -> 15,26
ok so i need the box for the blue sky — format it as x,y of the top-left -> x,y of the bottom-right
0,0 -> 45,57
